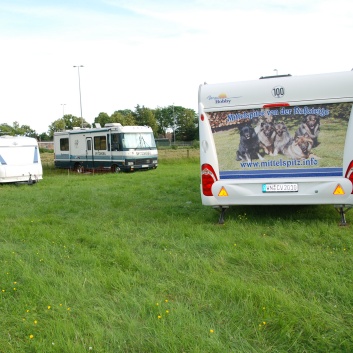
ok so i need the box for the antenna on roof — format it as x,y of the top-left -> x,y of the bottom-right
259,74 -> 292,79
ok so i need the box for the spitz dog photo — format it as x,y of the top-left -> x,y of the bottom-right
236,125 -> 263,162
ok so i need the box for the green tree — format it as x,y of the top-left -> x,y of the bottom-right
0,123 -> 14,135
116,109 -> 135,123
94,112 -> 111,127
19,125 -> 37,138
175,107 -> 198,141
38,132 -> 51,141
155,106 -> 174,137
48,114 -> 90,138
133,105 -> 158,135
110,110 -> 135,126
0,122 -> 37,138
94,110 -> 136,127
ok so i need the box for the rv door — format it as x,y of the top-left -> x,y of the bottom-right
86,137 -> 94,169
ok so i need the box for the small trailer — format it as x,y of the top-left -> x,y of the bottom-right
54,123 -> 158,173
0,135 -> 43,184
198,71 -> 353,225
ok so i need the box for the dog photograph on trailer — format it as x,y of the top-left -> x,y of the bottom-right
207,102 -> 351,172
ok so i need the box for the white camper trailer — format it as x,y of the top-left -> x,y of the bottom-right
0,135 -> 43,184
54,123 -> 158,173
198,71 -> 353,224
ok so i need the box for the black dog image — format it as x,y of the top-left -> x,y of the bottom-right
295,114 -> 320,147
236,125 -> 263,162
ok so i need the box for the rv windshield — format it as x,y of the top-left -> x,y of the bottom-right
121,133 -> 156,150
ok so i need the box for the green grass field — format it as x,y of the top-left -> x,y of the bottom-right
1,155 -> 352,352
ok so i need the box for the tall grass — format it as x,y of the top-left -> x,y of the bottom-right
0,158 -> 352,352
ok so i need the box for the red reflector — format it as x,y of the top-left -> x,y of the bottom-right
200,114 -> 205,121
345,160 -> 353,194
201,163 -> 218,196
263,103 -> 290,108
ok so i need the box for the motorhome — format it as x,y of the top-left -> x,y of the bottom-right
198,71 -> 353,224
54,123 -> 158,173
0,135 -> 43,184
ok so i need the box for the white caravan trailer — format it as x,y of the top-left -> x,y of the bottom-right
198,71 -> 353,224
0,135 -> 43,184
54,123 -> 158,173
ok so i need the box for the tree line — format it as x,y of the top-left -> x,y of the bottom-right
1,105 -> 198,142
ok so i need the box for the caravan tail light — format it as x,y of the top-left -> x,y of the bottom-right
345,160 -> 353,194
263,103 -> 290,108
201,163 -> 218,196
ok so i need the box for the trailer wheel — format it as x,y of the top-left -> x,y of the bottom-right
73,163 -> 84,173
111,165 -> 121,173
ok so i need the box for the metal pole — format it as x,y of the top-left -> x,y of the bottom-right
61,103 -> 66,130
61,103 -> 66,117
173,103 -> 175,143
73,65 -> 84,128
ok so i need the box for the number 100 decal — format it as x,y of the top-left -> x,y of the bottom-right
272,86 -> 285,98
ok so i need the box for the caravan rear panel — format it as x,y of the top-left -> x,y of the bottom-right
198,71 -> 353,223
0,136 -> 43,183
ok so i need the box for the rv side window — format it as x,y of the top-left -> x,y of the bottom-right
60,138 -> 69,151
87,139 -> 92,151
111,133 -> 120,151
94,135 -> 107,150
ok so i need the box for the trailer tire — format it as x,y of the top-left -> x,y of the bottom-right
111,165 -> 121,173
73,163 -> 84,173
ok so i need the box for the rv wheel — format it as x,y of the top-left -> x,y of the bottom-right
111,165 -> 121,173
73,163 -> 84,173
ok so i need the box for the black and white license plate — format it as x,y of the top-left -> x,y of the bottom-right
262,183 -> 298,193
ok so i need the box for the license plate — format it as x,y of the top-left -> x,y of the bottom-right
262,183 -> 298,193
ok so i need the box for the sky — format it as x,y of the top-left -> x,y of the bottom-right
1,0 -> 353,134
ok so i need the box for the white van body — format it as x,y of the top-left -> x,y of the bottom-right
0,135 -> 43,184
54,123 -> 158,173
198,71 -> 353,224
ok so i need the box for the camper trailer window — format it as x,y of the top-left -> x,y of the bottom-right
94,136 -> 107,150
60,138 -> 69,151
121,133 -> 156,149
111,133 -> 120,151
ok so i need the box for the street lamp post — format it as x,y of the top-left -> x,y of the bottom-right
173,103 -> 175,143
61,103 -> 66,130
73,65 -> 84,128
61,103 -> 66,117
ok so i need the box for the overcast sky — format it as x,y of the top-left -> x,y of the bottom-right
1,0 -> 353,134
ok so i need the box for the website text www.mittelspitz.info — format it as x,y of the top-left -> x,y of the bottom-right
239,157 -> 318,169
